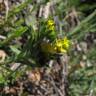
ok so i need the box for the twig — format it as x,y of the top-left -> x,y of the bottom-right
48,74 -> 63,96
57,54 -> 69,96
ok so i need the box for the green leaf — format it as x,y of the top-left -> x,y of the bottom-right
67,10 -> 96,37
8,0 -> 32,18
10,46 -> 21,55
0,26 -> 28,45
0,74 -> 5,84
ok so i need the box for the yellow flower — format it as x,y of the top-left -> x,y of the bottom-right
49,26 -> 55,31
53,37 -> 70,53
47,20 -> 55,31
55,39 -> 62,47
60,47 -> 67,53
62,37 -> 70,49
54,46 -> 67,53
54,39 -> 66,53
47,20 -> 54,26
41,37 -> 70,54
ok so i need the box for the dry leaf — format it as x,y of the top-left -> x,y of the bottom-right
0,50 -> 7,63
80,61 -> 86,68
27,68 -> 41,84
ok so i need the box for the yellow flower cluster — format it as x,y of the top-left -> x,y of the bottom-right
47,20 -> 55,31
54,37 -> 70,53
41,37 -> 70,54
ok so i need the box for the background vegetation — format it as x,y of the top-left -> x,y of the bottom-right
0,0 -> 96,95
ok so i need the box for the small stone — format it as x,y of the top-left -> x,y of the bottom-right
80,42 -> 88,53
80,61 -> 86,68
87,60 -> 92,67
76,44 -> 82,51
82,55 -> 87,60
